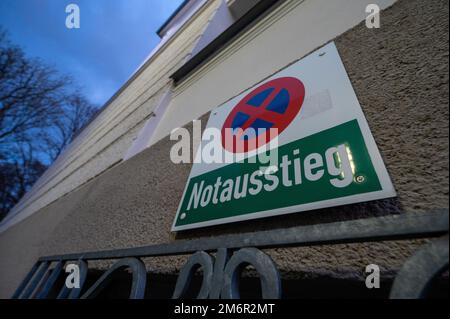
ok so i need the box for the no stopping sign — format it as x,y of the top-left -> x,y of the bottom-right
221,77 -> 305,153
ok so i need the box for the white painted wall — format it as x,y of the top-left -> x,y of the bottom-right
152,0 -> 396,144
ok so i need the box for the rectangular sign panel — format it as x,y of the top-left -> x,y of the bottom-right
172,42 -> 396,231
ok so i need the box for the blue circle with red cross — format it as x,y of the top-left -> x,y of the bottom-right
221,77 -> 305,153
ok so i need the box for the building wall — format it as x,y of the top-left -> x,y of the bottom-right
152,0 -> 396,143
0,0 -> 222,233
0,0 -> 448,298
1,0 -> 397,233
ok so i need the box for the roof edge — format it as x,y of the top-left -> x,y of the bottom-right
156,0 -> 191,37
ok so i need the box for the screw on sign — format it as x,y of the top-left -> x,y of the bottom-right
221,77 -> 305,153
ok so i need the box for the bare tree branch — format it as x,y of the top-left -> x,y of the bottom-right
0,26 -> 98,221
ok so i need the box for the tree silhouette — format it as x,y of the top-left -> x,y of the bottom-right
0,28 -> 98,221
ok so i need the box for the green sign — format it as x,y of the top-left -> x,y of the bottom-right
172,43 -> 395,231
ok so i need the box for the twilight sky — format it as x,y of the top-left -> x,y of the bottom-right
0,0 -> 184,106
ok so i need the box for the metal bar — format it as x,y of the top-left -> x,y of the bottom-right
56,259 -> 88,299
68,260 -> 88,299
20,262 -> 50,299
80,258 -> 147,299
35,261 -> 64,299
39,210 -> 448,262
31,266 -> 52,299
390,235 -> 449,299
11,262 -> 39,299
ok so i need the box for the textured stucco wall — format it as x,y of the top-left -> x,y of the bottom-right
0,0 -> 448,298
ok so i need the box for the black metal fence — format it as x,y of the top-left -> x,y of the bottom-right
11,210 -> 449,299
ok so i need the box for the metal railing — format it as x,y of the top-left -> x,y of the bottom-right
11,210 -> 449,299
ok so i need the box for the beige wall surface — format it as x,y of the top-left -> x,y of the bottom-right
0,0 -> 448,298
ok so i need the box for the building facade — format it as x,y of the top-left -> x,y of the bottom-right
0,0 -> 448,298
